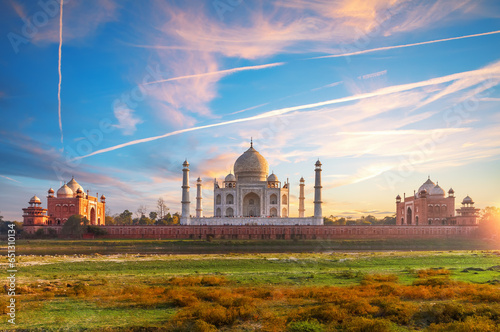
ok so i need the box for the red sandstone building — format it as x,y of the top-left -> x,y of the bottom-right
396,177 -> 479,226
23,177 -> 106,234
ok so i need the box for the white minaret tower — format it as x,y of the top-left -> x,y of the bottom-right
299,177 -> 305,218
314,160 -> 323,221
181,159 -> 191,224
196,177 -> 203,218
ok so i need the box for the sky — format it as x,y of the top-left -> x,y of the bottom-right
1,0 -> 500,221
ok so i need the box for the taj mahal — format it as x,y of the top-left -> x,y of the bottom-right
180,140 -> 324,225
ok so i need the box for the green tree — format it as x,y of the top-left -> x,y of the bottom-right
172,212 -> 181,225
479,206 -> 500,237
115,210 -> 133,225
61,215 -> 88,238
105,215 -> 116,225
0,212 -> 22,235
149,211 -> 158,222
138,215 -> 153,225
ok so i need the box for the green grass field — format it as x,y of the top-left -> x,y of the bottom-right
2,242 -> 500,331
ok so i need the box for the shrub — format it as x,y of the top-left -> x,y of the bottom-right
87,225 -> 108,235
287,320 -> 324,332
413,302 -> 472,326
371,297 -> 417,325
417,269 -> 451,278
361,274 -> 399,285
73,283 -> 92,296
413,277 -> 455,287
341,317 -> 392,332
288,304 -> 347,324
427,316 -> 497,331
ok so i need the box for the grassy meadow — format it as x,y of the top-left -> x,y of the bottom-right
1,240 -> 500,331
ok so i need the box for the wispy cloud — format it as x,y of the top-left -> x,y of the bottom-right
143,62 -> 284,86
0,175 -> 20,183
313,29 -> 500,59
74,60 -> 500,161
57,0 -> 64,145
113,108 -> 143,135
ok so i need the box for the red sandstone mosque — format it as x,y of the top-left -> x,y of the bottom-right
23,177 -> 105,233
396,177 -> 479,226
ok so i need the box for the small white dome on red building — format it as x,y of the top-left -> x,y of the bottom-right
430,183 -> 445,197
57,184 -> 73,198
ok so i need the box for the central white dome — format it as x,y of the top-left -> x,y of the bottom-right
57,184 -> 73,198
233,144 -> 269,183
67,177 -> 84,195
418,178 -> 435,197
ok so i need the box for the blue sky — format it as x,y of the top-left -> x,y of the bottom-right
1,0 -> 500,221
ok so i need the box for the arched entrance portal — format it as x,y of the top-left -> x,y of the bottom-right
270,207 -> 277,217
90,207 -> 96,225
243,193 -> 260,217
406,207 -> 412,225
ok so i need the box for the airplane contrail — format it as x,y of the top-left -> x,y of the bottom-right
73,64 -> 490,161
57,0 -> 64,144
312,30 -> 500,59
143,62 -> 284,85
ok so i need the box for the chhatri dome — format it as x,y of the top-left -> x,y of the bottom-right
233,140 -> 269,183
225,172 -> 236,182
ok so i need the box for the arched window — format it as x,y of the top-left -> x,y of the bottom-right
282,195 -> 287,205
226,194 -> 234,205
270,194 -> 277,205
270,207 -> 277,217
415,216 -> 419,225
216,194 -> 221,205
216,208 -> 221,217
441,206 -> 447,213
226,207 -> 234,217
428,219 -> 432,225
282,208 -> 288,217
435,206 -> 440,213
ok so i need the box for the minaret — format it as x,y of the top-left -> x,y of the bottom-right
314,160 -> 323,220
181,160 -> 191,224
299,177 -> 305,218
196,177 -> 203,218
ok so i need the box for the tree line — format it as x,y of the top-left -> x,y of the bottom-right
105,198 -> 181,226
323,215 -> 397,226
